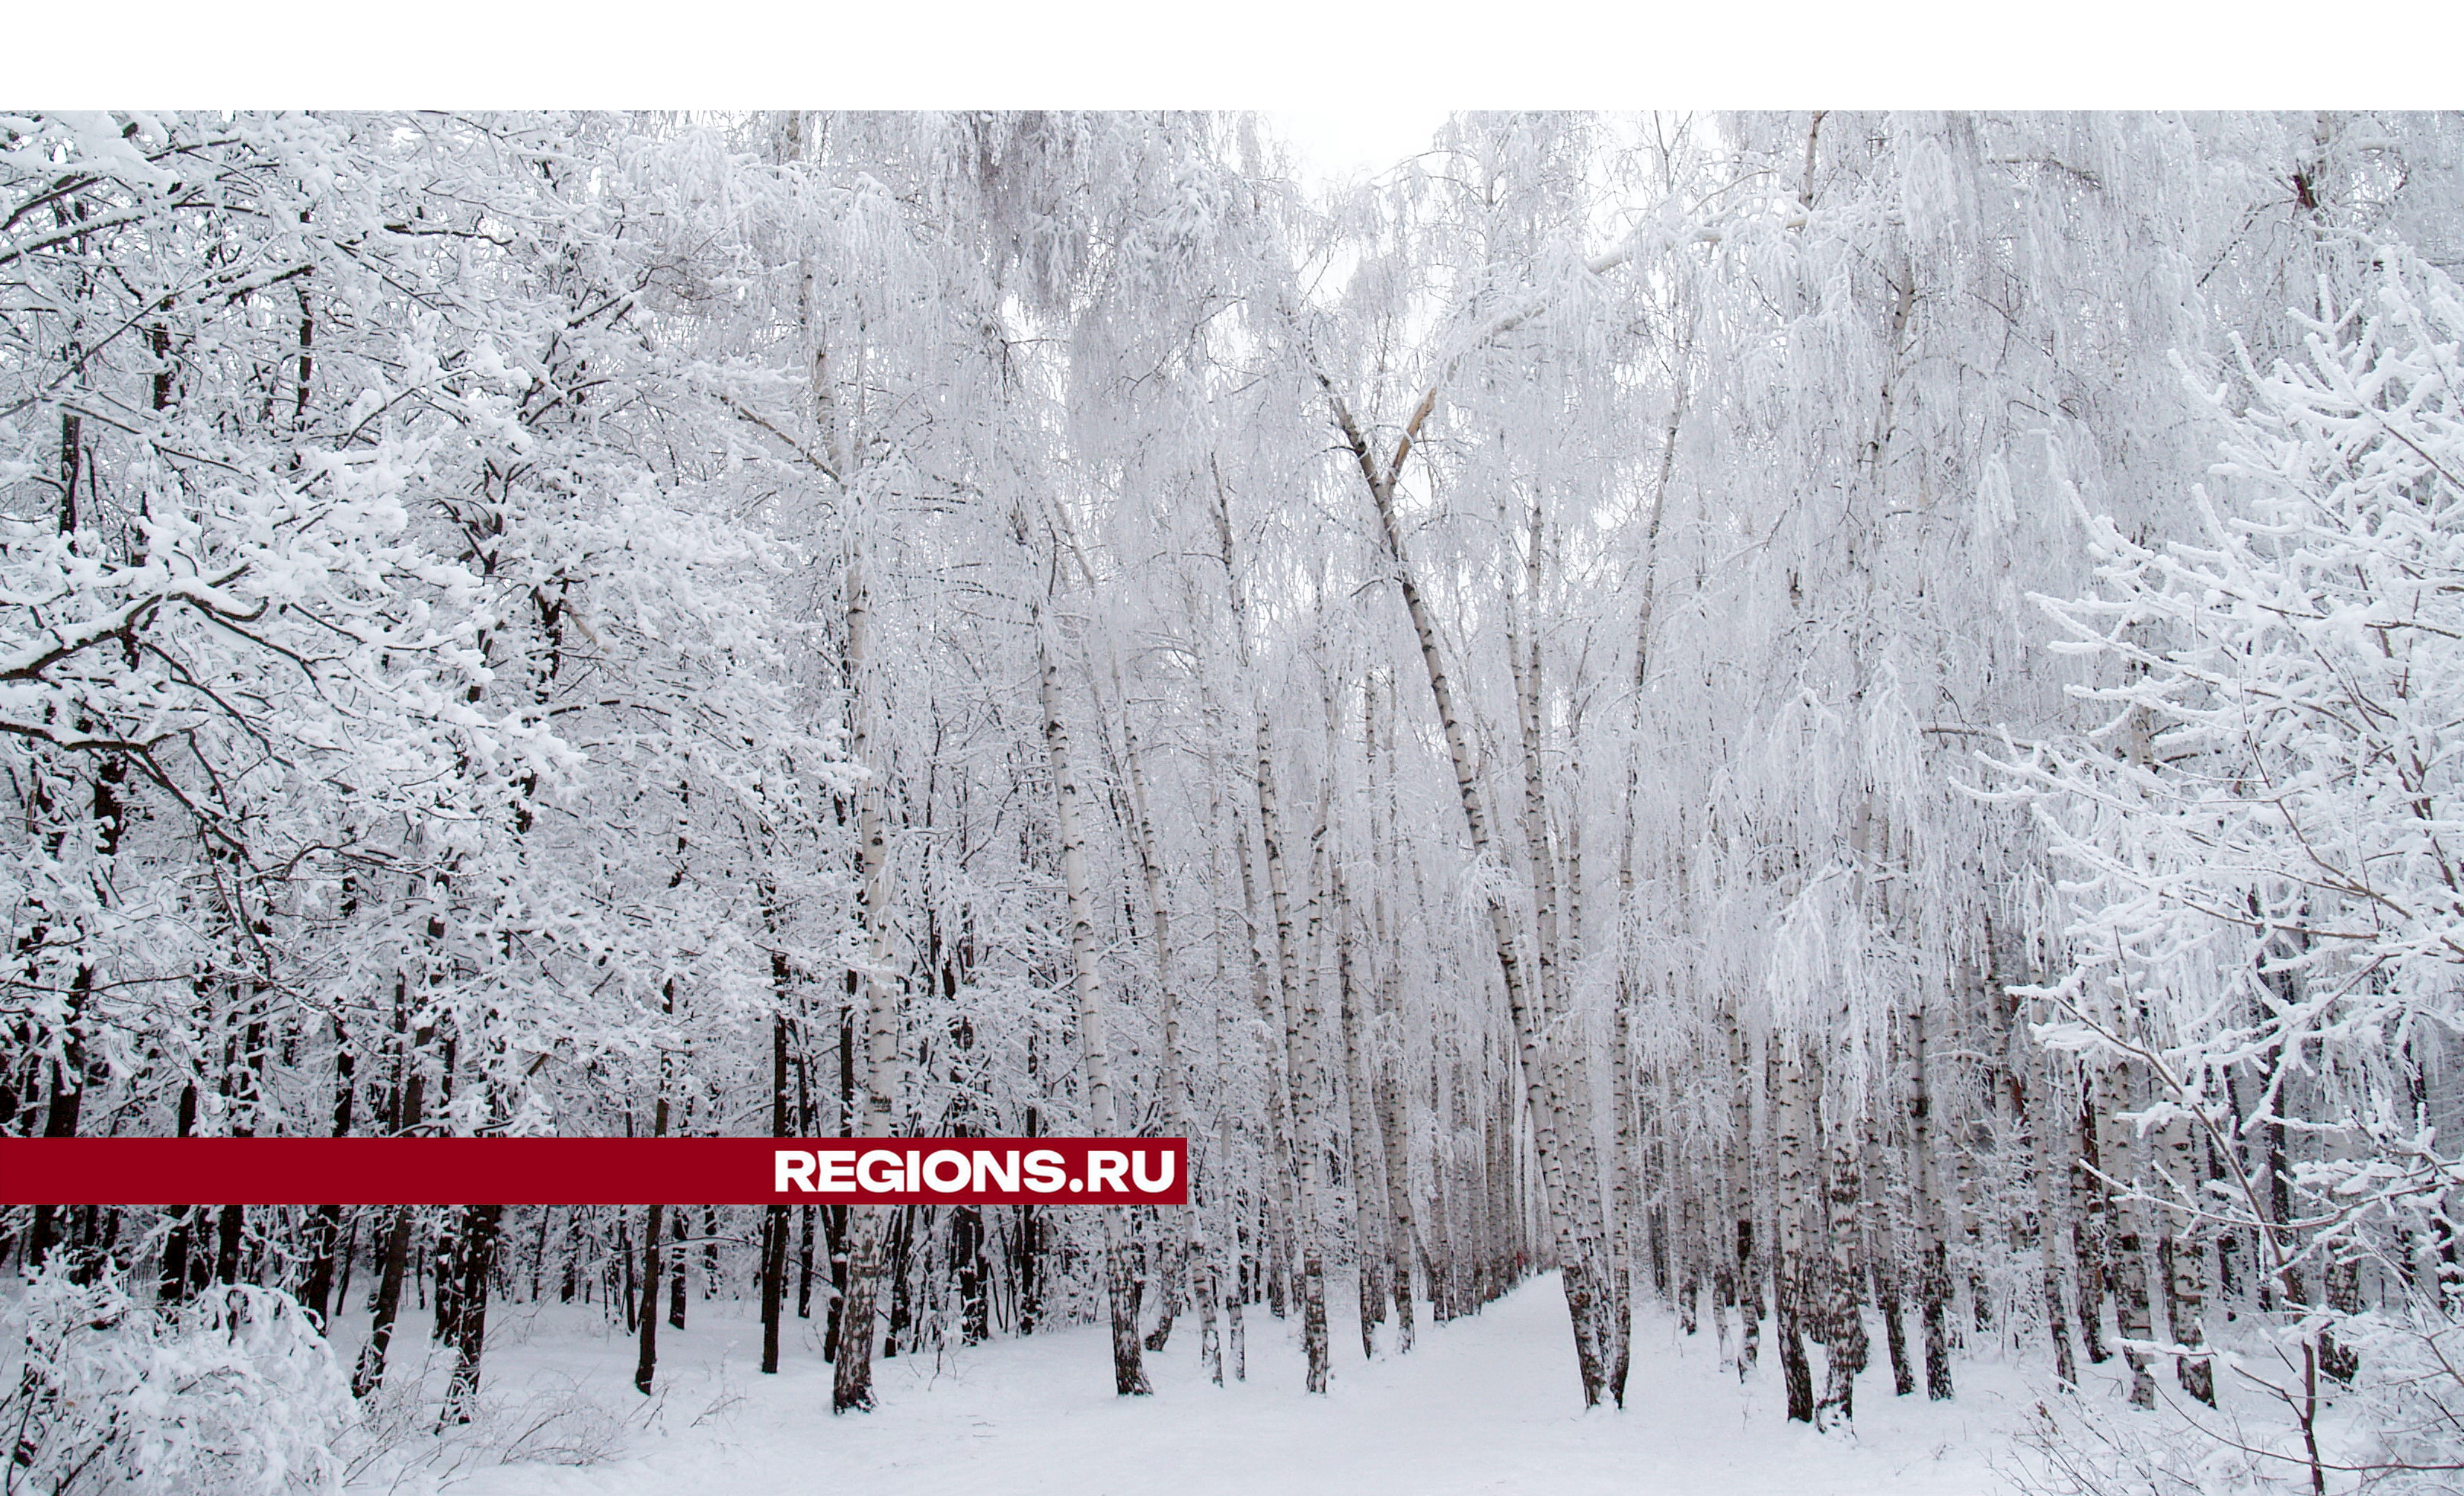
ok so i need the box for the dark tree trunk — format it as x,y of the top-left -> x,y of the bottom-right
25,1051 -> 86,1269
634,1203 -> 665,1396
955,1204 -> 988,1344
335,1209 -> 358,1313
1778,1259 -> 1815,1424
1109,1219 -> 1153,1396
1878,1246 -> 1913,1396
303,1012 -> 358,1324
439,1203 -> 503,1426
2074,1092 -> 2111,1364
797,1205 -> 818,1319
668,1211 -> 688,1330
353,1208 -> 415,1400
159,1085 -> 200,1303
761,1009 -> 790,1373
432,1213 -> 464,1344
1814,1143 -> 1867,1431
353,1015 -> 432,1398
1920,1240 -> 1953,1400
2113,1222 -> 2157,1408
1015,1201 -> 1039,1335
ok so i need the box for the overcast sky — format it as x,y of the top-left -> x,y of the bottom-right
1272,110 -> 1454,185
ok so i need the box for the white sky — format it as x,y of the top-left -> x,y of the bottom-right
1272,110 -> 1456,187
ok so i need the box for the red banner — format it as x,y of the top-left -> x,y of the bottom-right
0,1137 -> 1187,1207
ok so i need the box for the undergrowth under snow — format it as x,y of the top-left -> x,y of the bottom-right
337,1273 -> 2043,1496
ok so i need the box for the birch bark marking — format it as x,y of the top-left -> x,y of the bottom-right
2028,1035 -> 2079,1391
2074,1073 -> 2114,1365
1335,822 -> 1388,1358
1502,480 -> 1613,1393
1773,1039 -> 1818,1424
1312,665 -> 1390,1358
2156,1112 -> 2215,1405
1202,755 -> 1235,1384
1323,384 -> 1609,1407
1265,699 -> 1332,1393
1607,946 -> 1640,1404
438,1203 -> 503,1427
1032,569 -> 1151,1397
833,547 -> 904,1415
1234,812 -> 1299,1321
1112,680 -> 1201,1354
1212,474 -> 1329,1389
1909,1004 -> 1954,1401
1864,1128 -> 1914,1397
2102,1065 -> 2159,1409
1368,670 -> 1419,1353
1814,1126 -> 1869,1431
1725,1002 -> 1762,1379
1616,372 -> 1695,1399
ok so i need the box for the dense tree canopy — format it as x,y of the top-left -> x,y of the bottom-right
7,108 -> 2464,1494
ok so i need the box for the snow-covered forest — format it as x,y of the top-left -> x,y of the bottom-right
8,108 -> 2464,1493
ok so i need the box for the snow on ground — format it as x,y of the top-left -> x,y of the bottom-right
348,1272 -> 2050,1495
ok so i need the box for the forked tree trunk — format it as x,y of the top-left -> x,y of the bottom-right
1503,486 -> 1613,1399
1316,675 -> 1388,1360
1211,486 -> 1304,1333
1327,392 -> 1607,1406
1865,1131 -> 1914,1397
1214,486 -> 1328,1392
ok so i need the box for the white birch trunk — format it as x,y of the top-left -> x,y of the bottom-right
1106,655 -> 1202,1355
2100,1065 -> 2158,1409
1908,1005 -> 1955,1402
1774,1041 -> 1817,1424
1032,582 -> 1151,1396
1367,670 -> 1419,1352
1273,713 -> 1333,1392
832,548 -> 902,1415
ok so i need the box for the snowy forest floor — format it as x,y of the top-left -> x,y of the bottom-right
343,1272 -> 2055,1495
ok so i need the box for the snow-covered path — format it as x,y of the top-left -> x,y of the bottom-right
430,1274 -> 2032,1495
